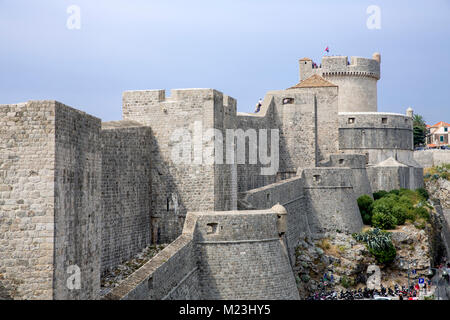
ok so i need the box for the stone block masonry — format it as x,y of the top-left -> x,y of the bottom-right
239,176 -> 308,262
122,89 -> 236,243
0,101 -> 102,300
0,101 -> 56,300
302,167 -> 364,236
53,102 -> 102,300
101,121 -> 152,273
414,150 -> 450,168
320,154 -> 373,198
105,209 -> 300,300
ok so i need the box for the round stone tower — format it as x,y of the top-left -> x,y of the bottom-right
299,53 -> 381,112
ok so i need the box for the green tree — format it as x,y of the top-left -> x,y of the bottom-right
413,114 -> 426,147
357,195 -> 374,225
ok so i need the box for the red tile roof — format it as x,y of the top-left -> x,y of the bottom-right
288,74 -> 338,89
430,121 -> 450,128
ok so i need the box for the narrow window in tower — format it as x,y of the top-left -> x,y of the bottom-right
166,197 -> 170,211
148,277 -> 153,290
313,175 -> 321,183
382,117 -> 387,124
339,159 -> 344,165
206,223 -> 218,235
282,98 -> 294,105
348,118 -> 355,124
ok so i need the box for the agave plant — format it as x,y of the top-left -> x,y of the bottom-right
352,228 -> 393,252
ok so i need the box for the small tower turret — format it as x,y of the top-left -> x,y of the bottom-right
372,52 -> 381,64
406,107 -> 414,118
299,57 -> 314,81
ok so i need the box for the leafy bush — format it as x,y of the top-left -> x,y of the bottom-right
372,197 -> 394,214
372,212 -> 397,230
373,190 -> 388,200
416,188 -> 430,201
367,188 -> 431,229
391,205 -> 407,225
357,195 -> 374,225
414,206 -> 430,222
388,189 -> 400,196
398,195 -> 414,208
369,245 -> 397,264
398,188 -> 422,205
353,228 -> 396,264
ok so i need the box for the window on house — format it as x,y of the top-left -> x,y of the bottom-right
382,117 -> 387,124
440,136 -> 444,142
445,127 -> 448,132
348,118 -> 355,124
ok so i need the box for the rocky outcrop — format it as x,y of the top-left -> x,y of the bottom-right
294,224 -> 432,298
426,178 -> 450,209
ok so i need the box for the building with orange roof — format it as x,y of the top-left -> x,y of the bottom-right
426,121 -> 450,147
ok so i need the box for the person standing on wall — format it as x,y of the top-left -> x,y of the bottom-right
254,98 -> 263,113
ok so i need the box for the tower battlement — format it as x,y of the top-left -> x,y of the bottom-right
299,53 -> 381,113
123,88 -> 223,105
300,54 -> 380,81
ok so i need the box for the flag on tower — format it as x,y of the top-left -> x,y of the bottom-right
325,46 -> 329,53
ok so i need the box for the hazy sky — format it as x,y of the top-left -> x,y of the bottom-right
1,0 -> 449,124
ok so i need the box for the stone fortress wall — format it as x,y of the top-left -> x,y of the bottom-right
414,150 -> 450,168
338,112 -> 423,192
105,208 -> 299,300
0,101 -> 102,300
319,154 -> 373,198
0,101 -> 57,300
0,52 -> 424,300
122,89 -> 236,244
238,176 -> 307,262
100,121 -> 153,273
